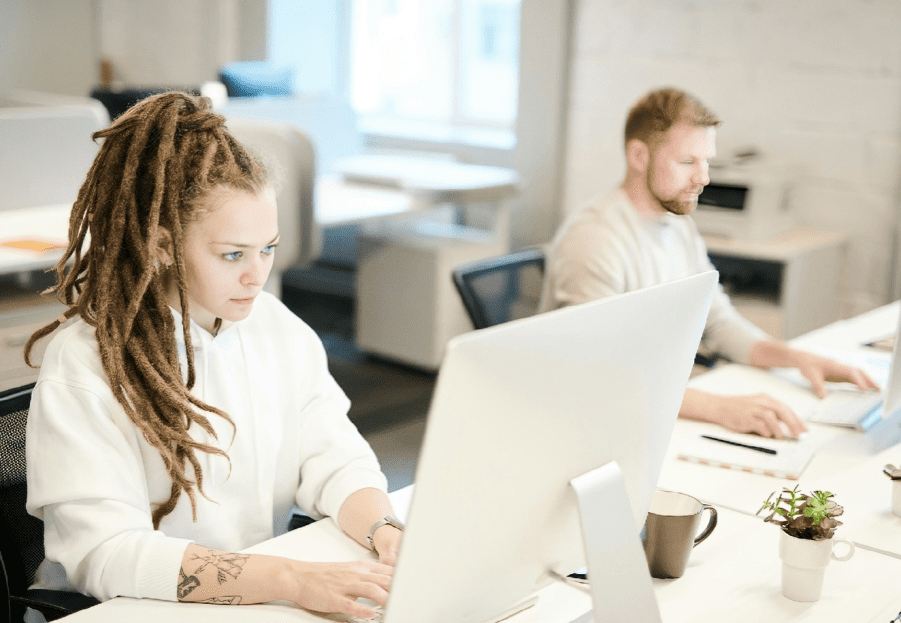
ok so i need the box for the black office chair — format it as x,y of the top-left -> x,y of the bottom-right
452,248 -> 717,368
0,383 -> 100,622
452,248 -> 546,330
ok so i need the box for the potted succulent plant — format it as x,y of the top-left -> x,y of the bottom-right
758,486 -> 855,602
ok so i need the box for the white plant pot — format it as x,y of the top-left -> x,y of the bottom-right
892,480 -> 901,518
778,531 -> 855,602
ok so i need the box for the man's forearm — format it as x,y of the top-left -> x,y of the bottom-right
679,388 -> 719,423
747,339 -> 804,370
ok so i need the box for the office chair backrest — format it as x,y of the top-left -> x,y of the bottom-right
0,384 -> 42,592
0,384 -> 44,609
452,248 -> 545,330
0,383 -> 111,620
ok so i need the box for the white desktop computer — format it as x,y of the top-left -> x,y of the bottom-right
379,272 -> 718,623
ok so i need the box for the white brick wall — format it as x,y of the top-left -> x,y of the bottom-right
562,0 -> 901,317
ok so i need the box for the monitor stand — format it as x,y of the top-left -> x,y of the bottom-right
568,462 -> 662,623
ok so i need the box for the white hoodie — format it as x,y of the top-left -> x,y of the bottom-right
26,292 -> 387,602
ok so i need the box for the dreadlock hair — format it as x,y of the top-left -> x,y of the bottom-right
24,91 -> 269,529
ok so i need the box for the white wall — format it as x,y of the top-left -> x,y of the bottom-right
0,0 -> 267,99
0,0 -> 97,96
98,0 -> 266,86
562,0 -> 901,316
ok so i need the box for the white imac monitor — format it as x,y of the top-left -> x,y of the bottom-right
867,308 -> 901,449
885,316 -> 901,419
382,272 -> 718,623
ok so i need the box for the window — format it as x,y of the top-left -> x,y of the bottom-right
349,0 -> 520,131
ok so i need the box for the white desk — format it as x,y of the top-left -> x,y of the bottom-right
314,176 -> 416,229
49,303 -> 901,622
63,487 -> 901,623
0,204 -> 71,275
658,301 -> 901,560
0,205 -> 71,390
331,154 -> 518,208
339,156 -> 518,370
703,226 -> 847,339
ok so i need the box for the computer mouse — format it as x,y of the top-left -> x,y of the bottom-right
778,421 -> 808,441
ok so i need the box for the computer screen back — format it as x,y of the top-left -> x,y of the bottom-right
383,272 -> 717,623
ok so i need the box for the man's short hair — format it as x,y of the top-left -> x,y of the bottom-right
624,88 -> 721,148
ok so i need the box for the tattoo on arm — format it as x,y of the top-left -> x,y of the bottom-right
177,568 -> 201,599
199,595 -> 242,605
190,551 -> 250,585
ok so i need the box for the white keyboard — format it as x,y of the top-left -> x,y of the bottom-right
806,390 -> 884,430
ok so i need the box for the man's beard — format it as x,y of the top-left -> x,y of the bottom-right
648,178 -> 704,216
657,195 -> 697,216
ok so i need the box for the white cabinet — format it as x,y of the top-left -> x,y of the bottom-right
703,227 -> 847,340
356,223 -> 508,370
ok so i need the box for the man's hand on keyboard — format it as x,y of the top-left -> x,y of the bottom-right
711,393 -> 807,439
681,389 -> 807,439
793,351 -> 881,399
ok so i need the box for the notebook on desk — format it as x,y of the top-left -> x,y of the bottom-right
677,432 -> 816,480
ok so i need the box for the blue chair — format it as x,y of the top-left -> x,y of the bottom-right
218,62 -> 294,98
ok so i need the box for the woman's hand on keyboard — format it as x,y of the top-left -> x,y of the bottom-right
288,559 -> 392,619
681,389 -> 806,439
793,352 -> 881,399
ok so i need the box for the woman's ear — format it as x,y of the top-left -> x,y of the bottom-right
154,226 -> 175,270
625,139 -> 650,174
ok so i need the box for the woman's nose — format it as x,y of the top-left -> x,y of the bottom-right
242,256 -> 269,287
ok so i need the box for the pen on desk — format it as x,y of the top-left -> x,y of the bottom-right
701,435 -> 778,455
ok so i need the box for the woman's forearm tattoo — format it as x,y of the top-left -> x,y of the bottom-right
178,550 -> 250,601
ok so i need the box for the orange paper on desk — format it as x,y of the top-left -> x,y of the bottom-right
0,239 -> 67,253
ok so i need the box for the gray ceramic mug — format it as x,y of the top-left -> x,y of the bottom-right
642,490 -> 717,579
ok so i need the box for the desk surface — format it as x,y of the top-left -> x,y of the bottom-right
332,155 -> 519,195
53,302 -> 901,622
314,175 -> 417,229
65,488 -> 901,623
702,226 -> 847,262
660,301 -> 901,560
0,204 -> 71,274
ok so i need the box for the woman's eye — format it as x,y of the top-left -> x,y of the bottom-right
262,244 -> 277,256
223,251 -> 243,261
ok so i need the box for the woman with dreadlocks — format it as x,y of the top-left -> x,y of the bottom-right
24,91 -> 399,620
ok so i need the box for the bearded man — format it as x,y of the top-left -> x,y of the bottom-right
538,87 -> 876,439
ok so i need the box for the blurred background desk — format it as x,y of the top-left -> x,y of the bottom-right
0,205 -> 70,391
329,155 -> 519,370
703,227 -> 847,340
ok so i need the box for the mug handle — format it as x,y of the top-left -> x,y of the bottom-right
831,538 -> 855,562
693,504 -> 718,547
